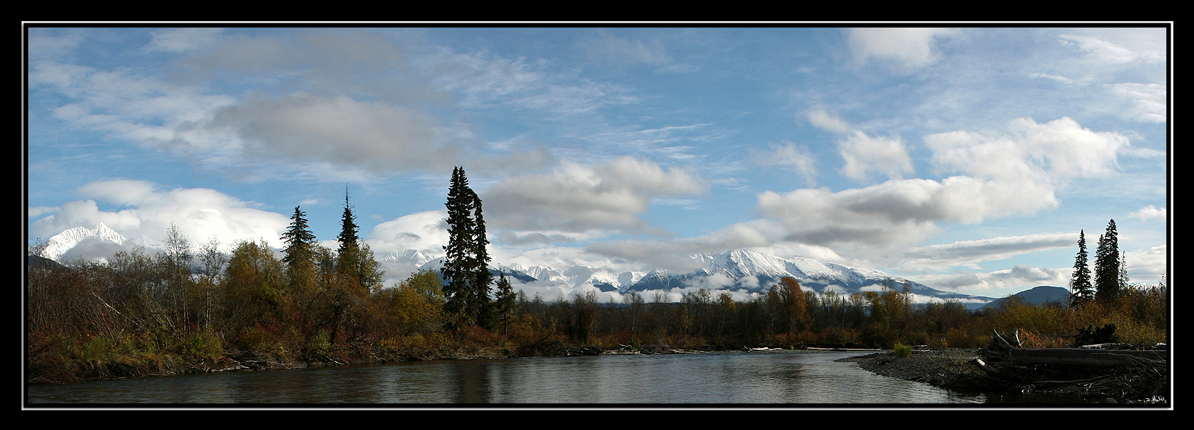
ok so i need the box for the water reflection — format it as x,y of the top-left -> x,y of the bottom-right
27,351 -> 986,405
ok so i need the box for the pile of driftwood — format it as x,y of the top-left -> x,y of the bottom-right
962,325 -> 1168,403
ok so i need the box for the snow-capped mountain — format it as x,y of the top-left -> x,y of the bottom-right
412,248 -> 995,307
627,249 -> 991,306
39,223 -> 130,262
379,249 -> 438,267
418,258 -> 644,292
35,224 -> 995,307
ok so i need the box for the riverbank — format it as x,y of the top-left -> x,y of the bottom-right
26,339 -> 739,384
839,347 -> 1170,405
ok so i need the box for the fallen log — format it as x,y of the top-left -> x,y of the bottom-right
1002,348 -> 1167,368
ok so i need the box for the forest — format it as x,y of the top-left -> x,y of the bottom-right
25,171 -> 1169,384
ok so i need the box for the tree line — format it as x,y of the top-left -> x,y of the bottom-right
25,169 -> 1168,383
1068,219 -> 1131,307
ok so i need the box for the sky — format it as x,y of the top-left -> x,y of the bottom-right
24,25 -> 1170,300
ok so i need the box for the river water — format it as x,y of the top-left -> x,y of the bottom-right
26,350 -> 990,406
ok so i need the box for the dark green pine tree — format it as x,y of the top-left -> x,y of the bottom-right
493,271 -> 518,336
469,188 -> 493,329
1094,219 -> 1121,304
442,167 -> 477,328
337,187 -> 383,294
282,206 -> 317,269
337,187 -> 360,257
1069,229 -> 1093,307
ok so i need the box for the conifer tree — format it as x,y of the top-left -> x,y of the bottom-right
441,167 -> 493,329
469,188 -> 493,329
282,206 -> 317,271
1118,251 -> 1129,291
442,167 -> 477,327
337,187 -> 360,257
336,189 -> 382,294
1094,219 -> 1121,304
493,271 -> 518,336
1069,229 -> 1094,307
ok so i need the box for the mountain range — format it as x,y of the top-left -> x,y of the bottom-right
412,249 -> 999,309
35,223 -> 1003,308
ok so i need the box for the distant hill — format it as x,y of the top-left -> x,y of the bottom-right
981,286 -> 1070,310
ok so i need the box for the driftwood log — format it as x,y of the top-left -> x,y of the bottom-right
999,348 -> 1166,368
964,328 -> 1169,402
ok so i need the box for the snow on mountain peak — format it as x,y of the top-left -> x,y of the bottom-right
40,223 -> 129,262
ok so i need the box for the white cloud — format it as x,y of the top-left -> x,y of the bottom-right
1122,245 -> 1168,285
27,206 -> 58,218
367,210 -> 450,256
207,92 -> 464,174
898,233 -> 1077,271
758,117 -> 1127,258
910,265 -> 1071,297
805,109 -> 852,134
1108,82 -> 1167,124
838,131 -> 914,182
1058,34 -> 1164,65
30,179 -> 291,252
1008,117 -> 1128,178
844,28 -> 959,71
428,47 -> 639,117
1130,205 -> 1166,221
484,157 -> 707,235
926,117 -> 1127,180
750,142 -> 818,186
146,28 -> 224,53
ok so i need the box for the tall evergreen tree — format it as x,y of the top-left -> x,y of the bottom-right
442,167 -> 478,328
493,271 -> 518,336
1094,219 -> 1121,304
337,188 -> 382,294
337,187 -> 360,257
469,188 -> 493,329
1118,251 -> 1129,291
1069,229 -> 1093,307
440,167 -> 495,329
282,206 -> 317,270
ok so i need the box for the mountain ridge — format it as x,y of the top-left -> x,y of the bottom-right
36,224 -> 1002,307
414,248 -> 999,308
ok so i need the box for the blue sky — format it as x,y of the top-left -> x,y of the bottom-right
25,25 -> 1170,299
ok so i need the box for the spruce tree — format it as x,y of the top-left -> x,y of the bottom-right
469,188 -> 493,329
1094,219 -> 1121,304
1118,251 -> 1129,291
282,206 -> 318,298
337,188 -> 382,294
1069,229 -> 1093,307
440,167 -> 495,329
337,187 -> 360,257
282,206 -> 316,270
442,167 -> 477,327
493,271 -> 518,336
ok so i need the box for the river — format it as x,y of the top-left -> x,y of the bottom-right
26,350 -> 989,406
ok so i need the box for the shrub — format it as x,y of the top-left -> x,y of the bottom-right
178,330 -> 224,359
893,343 -> 913,358
235,324 -> 275,352
307,329 -> 332,355
79,334 -> 115,362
